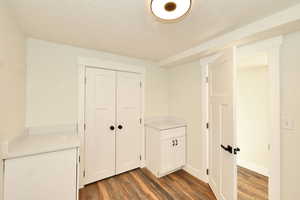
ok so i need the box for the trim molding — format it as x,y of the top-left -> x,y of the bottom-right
25,124 -> 77,135
199,60 -> 210,185
78,57 -> 146,74
238,159 -> 269,177
159,4 -> 300,67
237,36 -> 283,59
183,164 -> 208,183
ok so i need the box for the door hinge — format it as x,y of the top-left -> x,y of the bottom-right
84,77 -> 87,84
206,122 -> 209,129
140,81 -> 142,88
139,118 -> 142,124
139,155 -> 142,161
206,169 -> 209,175
84,123 -> 86,131
79,156 -> 80,163
83,170 -> 86,177
205,76 -> 208,83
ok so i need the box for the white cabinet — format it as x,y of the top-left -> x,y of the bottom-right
146,122 -> 186,178
1,134 -> 80,200
84,67 -> 142,184
4,149 -> 78,200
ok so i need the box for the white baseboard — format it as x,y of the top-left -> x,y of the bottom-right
183,164 -> 208,183
238,159 -> 269,177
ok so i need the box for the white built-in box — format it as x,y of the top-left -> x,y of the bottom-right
1,133 -> 80,200
146,118 -> 186,178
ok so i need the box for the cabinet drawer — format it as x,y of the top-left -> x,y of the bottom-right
160,127 -> 186,140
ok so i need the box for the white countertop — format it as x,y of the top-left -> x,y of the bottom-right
1,133 -> 80,160
145,117 -> 187,130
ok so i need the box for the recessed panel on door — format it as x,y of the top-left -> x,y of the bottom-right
209,100 -> 221,197
161,138 -> 175,174
85,68 -> 116,184
208,48 -> 236,200
174,136 -> 185,169
116,72 -> 141,174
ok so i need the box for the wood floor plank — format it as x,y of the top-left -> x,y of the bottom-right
80,167 -> 267,200
238,166 -> 268,200
80,168 -> 216,200
129,170 -> 161,200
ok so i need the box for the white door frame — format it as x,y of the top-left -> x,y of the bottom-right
200,36 -> 282,200
77,57 -> 146,187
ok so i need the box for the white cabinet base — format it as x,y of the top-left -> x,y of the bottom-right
146,126 -> 186,178
4,149 -> 78,200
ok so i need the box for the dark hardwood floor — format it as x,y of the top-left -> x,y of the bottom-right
79,167 -> 268,200
238,166 -> 268,200
79,168 -> 217,200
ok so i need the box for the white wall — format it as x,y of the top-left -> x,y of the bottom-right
0,0 -> 26,141
237,67 -> 270,175
0,1 -> 26,199
26,39 -> 168,127
280,31 -> 300,200
167,31 -> 300,200
24,29 -> 300,200
168,61 -> 205,178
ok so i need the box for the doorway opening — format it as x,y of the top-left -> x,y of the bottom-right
236,53 -> 270,200
200,37 -> 282,200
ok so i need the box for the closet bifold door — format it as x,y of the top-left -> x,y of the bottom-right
115,71 -> 141,174
85,67 -> 116,184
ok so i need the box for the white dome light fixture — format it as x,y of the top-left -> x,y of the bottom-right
151,0 -> 192,22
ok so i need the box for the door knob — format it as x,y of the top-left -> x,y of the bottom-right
175,139 -> 178,146
118,125 -> 123,130
234,147 -> 240,155
110,125 -> 115,131
221,144 -> 233,154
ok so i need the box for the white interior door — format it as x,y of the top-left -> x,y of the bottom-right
116,72 -> 141,174
208,48 -> 237,200
85,67 -> 116,184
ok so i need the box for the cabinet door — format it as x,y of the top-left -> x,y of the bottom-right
4,149 -> 77,200
161,138 -> 175,175
85,68 -> 116,184
116,72 -> 141,174
174,136 -> 186,169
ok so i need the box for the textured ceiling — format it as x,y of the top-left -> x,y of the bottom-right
7,0 -> 300,61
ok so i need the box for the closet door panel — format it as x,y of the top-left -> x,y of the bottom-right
116,72 -> 141,174
85,68 -> 116,184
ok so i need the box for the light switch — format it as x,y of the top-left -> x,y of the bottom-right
281,118 -> 295,130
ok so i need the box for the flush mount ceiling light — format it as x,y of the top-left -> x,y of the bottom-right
151,0 -> 192,22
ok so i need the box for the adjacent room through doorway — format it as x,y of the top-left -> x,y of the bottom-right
201,37 -> 281,200
236,53 -> 270,200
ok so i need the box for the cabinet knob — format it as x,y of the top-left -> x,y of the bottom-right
110,126 -> 115,131
172,139 -> 178,146
118,125 -> 123,130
